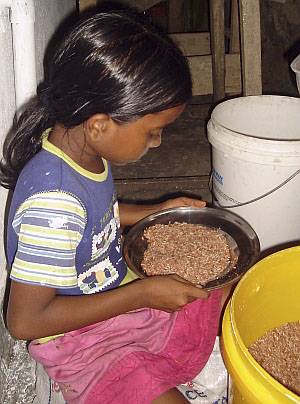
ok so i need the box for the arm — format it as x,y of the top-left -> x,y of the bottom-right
7,193 -> 207,340
7,278 -> 144,340
7,275 -> 208,341
119,196 -> 206,227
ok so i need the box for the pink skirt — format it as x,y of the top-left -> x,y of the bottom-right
29,290 -> 222,404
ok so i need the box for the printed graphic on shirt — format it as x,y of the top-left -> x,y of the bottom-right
113,202 -> 120,228
78,257 -> 119,294
91,218 -> 117,260
79,201 -> 122,294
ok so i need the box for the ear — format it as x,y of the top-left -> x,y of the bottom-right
84,114 -> 111,141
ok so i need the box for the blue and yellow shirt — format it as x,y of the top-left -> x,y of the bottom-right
7,130 -> 136,296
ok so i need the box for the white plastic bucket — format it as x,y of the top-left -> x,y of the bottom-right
207,95 -> 300,251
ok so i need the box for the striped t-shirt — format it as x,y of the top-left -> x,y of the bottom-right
7,131 -> 136,295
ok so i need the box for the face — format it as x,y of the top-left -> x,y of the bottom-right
93,104 -> 185,165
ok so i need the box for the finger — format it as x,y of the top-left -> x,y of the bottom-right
167,274 -> 209,299
169,196 -> 206,209
189,285 -> 210,299
181,197 -> 206,208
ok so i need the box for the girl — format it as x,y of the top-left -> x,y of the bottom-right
0,10 -> 225,404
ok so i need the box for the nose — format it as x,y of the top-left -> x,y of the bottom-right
150,132 -> 162,148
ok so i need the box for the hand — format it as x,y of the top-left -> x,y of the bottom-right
159,196 -> 206,211
119,197 -> 206,227
139,274 -> 209,313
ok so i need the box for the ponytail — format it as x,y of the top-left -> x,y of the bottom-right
0,92 -> 55,189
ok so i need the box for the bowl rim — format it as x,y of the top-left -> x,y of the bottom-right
123,205 -> 260,290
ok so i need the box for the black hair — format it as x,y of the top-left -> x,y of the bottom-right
0,10 -> 192,189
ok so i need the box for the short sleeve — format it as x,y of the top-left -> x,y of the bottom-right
10,191 -> 86,289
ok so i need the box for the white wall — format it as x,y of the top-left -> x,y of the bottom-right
0,0 -> 75,299
0,1 -> 76,401
34,0 -> 76,82
0,6 -> 15,294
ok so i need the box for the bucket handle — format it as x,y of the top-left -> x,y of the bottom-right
209,168 -> 300,208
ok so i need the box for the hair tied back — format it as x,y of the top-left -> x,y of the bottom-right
37,82 -> 52,111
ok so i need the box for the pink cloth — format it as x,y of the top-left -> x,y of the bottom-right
29,290 -> 222,404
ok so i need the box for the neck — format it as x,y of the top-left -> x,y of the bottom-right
48,124 -> 105,174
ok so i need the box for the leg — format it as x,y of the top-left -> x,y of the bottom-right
152,388 -> 189,404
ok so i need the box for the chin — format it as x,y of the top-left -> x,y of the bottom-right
111,161 -> 128,166
111,154 -> 146,166
110,148 -> 148,166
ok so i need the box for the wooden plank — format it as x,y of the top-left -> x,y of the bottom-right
168,0 -> 185,33
239,0 -> 262,95
229,0 -> 240,54
169,32 -> 211,56
185,0 -> 193,32
209,0 -> 225,101
115,176 -> 212,203
190,0 -> 209,31
188,53 -> 242,95
224,53 -> 242,94
189,55 -> 213,96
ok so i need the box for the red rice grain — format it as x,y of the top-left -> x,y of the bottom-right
249,321 -> 300,396
141,222 -> 235,285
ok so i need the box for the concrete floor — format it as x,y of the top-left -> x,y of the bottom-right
113,101 -> 213,204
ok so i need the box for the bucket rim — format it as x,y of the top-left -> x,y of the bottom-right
228,247 -> 300,401
209,95 -> 300,143
212,94 -> 300,109
208,118 -> 300,144
207,119 -> 300,163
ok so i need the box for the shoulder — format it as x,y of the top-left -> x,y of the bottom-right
16,149 -> 62,193
16,190 -> 86,221
12,191 -> 87,250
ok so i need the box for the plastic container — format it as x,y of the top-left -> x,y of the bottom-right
222,246 -> 300,404
291,54 -> 300,94
207,95 -> 300,251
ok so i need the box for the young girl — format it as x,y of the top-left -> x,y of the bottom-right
0,10 -> 225,404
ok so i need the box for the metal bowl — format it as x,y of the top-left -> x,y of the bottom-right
123,206 -> 260,291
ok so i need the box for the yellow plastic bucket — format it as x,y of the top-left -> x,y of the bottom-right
222,246 -> 300,404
